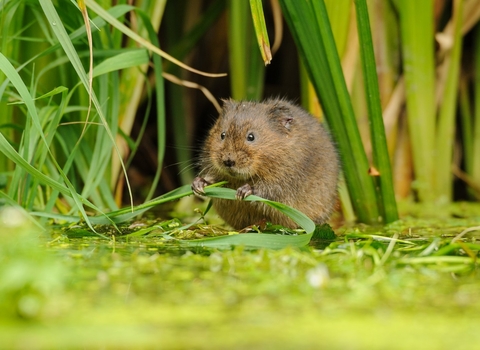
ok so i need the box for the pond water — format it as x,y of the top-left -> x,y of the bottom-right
1,204 -> 480,349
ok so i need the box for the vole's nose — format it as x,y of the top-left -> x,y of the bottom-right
223,158 -> 235,168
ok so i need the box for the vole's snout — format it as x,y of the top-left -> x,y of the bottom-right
223,158 -> 235,168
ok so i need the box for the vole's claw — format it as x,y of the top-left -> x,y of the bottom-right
236,183 -> 253,200
192,177 -> 209,196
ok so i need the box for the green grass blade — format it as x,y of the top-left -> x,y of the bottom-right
228,0 -> 248,99
0,122 -> 98,216
249,0 -> 272,65
354,0 -> 398,223
31,182 -> 317,248
228,0 -> 265,100
472,26 -> 480,192
435,0 -> 464,203
101,184 -> 315,234
0,50 -> 113,231
179,231 -> 313,250
324,0 -> 351,57
93,49 -> 149,77
39,0 -> 136,210
169,186 -> 315,249
459,80 -> 473,181
84,0 -> 225,78
397,0 -> 436,202
203,187 -> 316,234
279,0 -> 379,224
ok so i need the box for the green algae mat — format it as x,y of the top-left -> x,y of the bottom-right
1,203 -> 480,349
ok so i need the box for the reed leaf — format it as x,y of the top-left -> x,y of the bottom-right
354,0 -> 398,222
32,183 -> 316,249
279,0 -> 381,224
473,25 -> 480,193
38,0 -> 134,210
397,0 -> 436,203
249,0 -> 272,65
324,0 -> 351,57
435,0 -> 464,202
93,49 -> 150,77
84,0 -> 225,78
228,0 -> 264,100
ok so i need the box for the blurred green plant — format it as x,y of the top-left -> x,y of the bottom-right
0,206 -> 66,320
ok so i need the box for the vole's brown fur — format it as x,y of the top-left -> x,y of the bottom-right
192,98 -> 340,229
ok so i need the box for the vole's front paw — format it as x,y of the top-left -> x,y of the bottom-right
236,183 -> 253,200
192,177 -> 210,196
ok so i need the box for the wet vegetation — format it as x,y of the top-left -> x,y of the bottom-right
1,0 -> 480,348
1,204 -> 480,348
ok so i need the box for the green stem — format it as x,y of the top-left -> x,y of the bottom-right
280,0 -> 380,224
228,0 -> 264,100
249,0 -> 271,65
397,0 -> 436,203
354,0 -> 398,223
473,25 -> 480,190
435,0 -> 463,203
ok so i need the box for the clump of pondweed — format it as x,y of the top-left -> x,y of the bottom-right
0,206 -> 67,320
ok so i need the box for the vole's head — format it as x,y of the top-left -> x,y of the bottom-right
204,99 -> 295,180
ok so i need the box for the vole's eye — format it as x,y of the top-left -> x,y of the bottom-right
221,132 -> 226,140
247,133 -> 255,142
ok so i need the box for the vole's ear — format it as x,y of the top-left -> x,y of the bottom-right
268,101 -> 294,131
220,98 -> 238,116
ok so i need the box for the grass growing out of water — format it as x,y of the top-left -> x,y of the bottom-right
2,0 -> 479,230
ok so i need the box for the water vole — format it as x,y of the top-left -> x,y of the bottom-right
192,98 -> 340,229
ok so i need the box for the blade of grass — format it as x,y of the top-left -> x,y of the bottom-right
324,0 -> 351,57
138,185 -> 316,249
0,51 -> 114,232
178,231 -> 313,250
279,0 -> 380,224
249,0 -> 272,65
473,25 -> 480,193
39,0 -> 136,212
228,0 -> 265,100
435,0 -> 464,203
204,187 -> 315,234
33,183 -> 317,250
297,4 -> 356,222
459,79 -> 473,181
84,0 -> 226,78
92,49 -> 150,77
354,0 -> 398,223
397,0 -> 436,202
